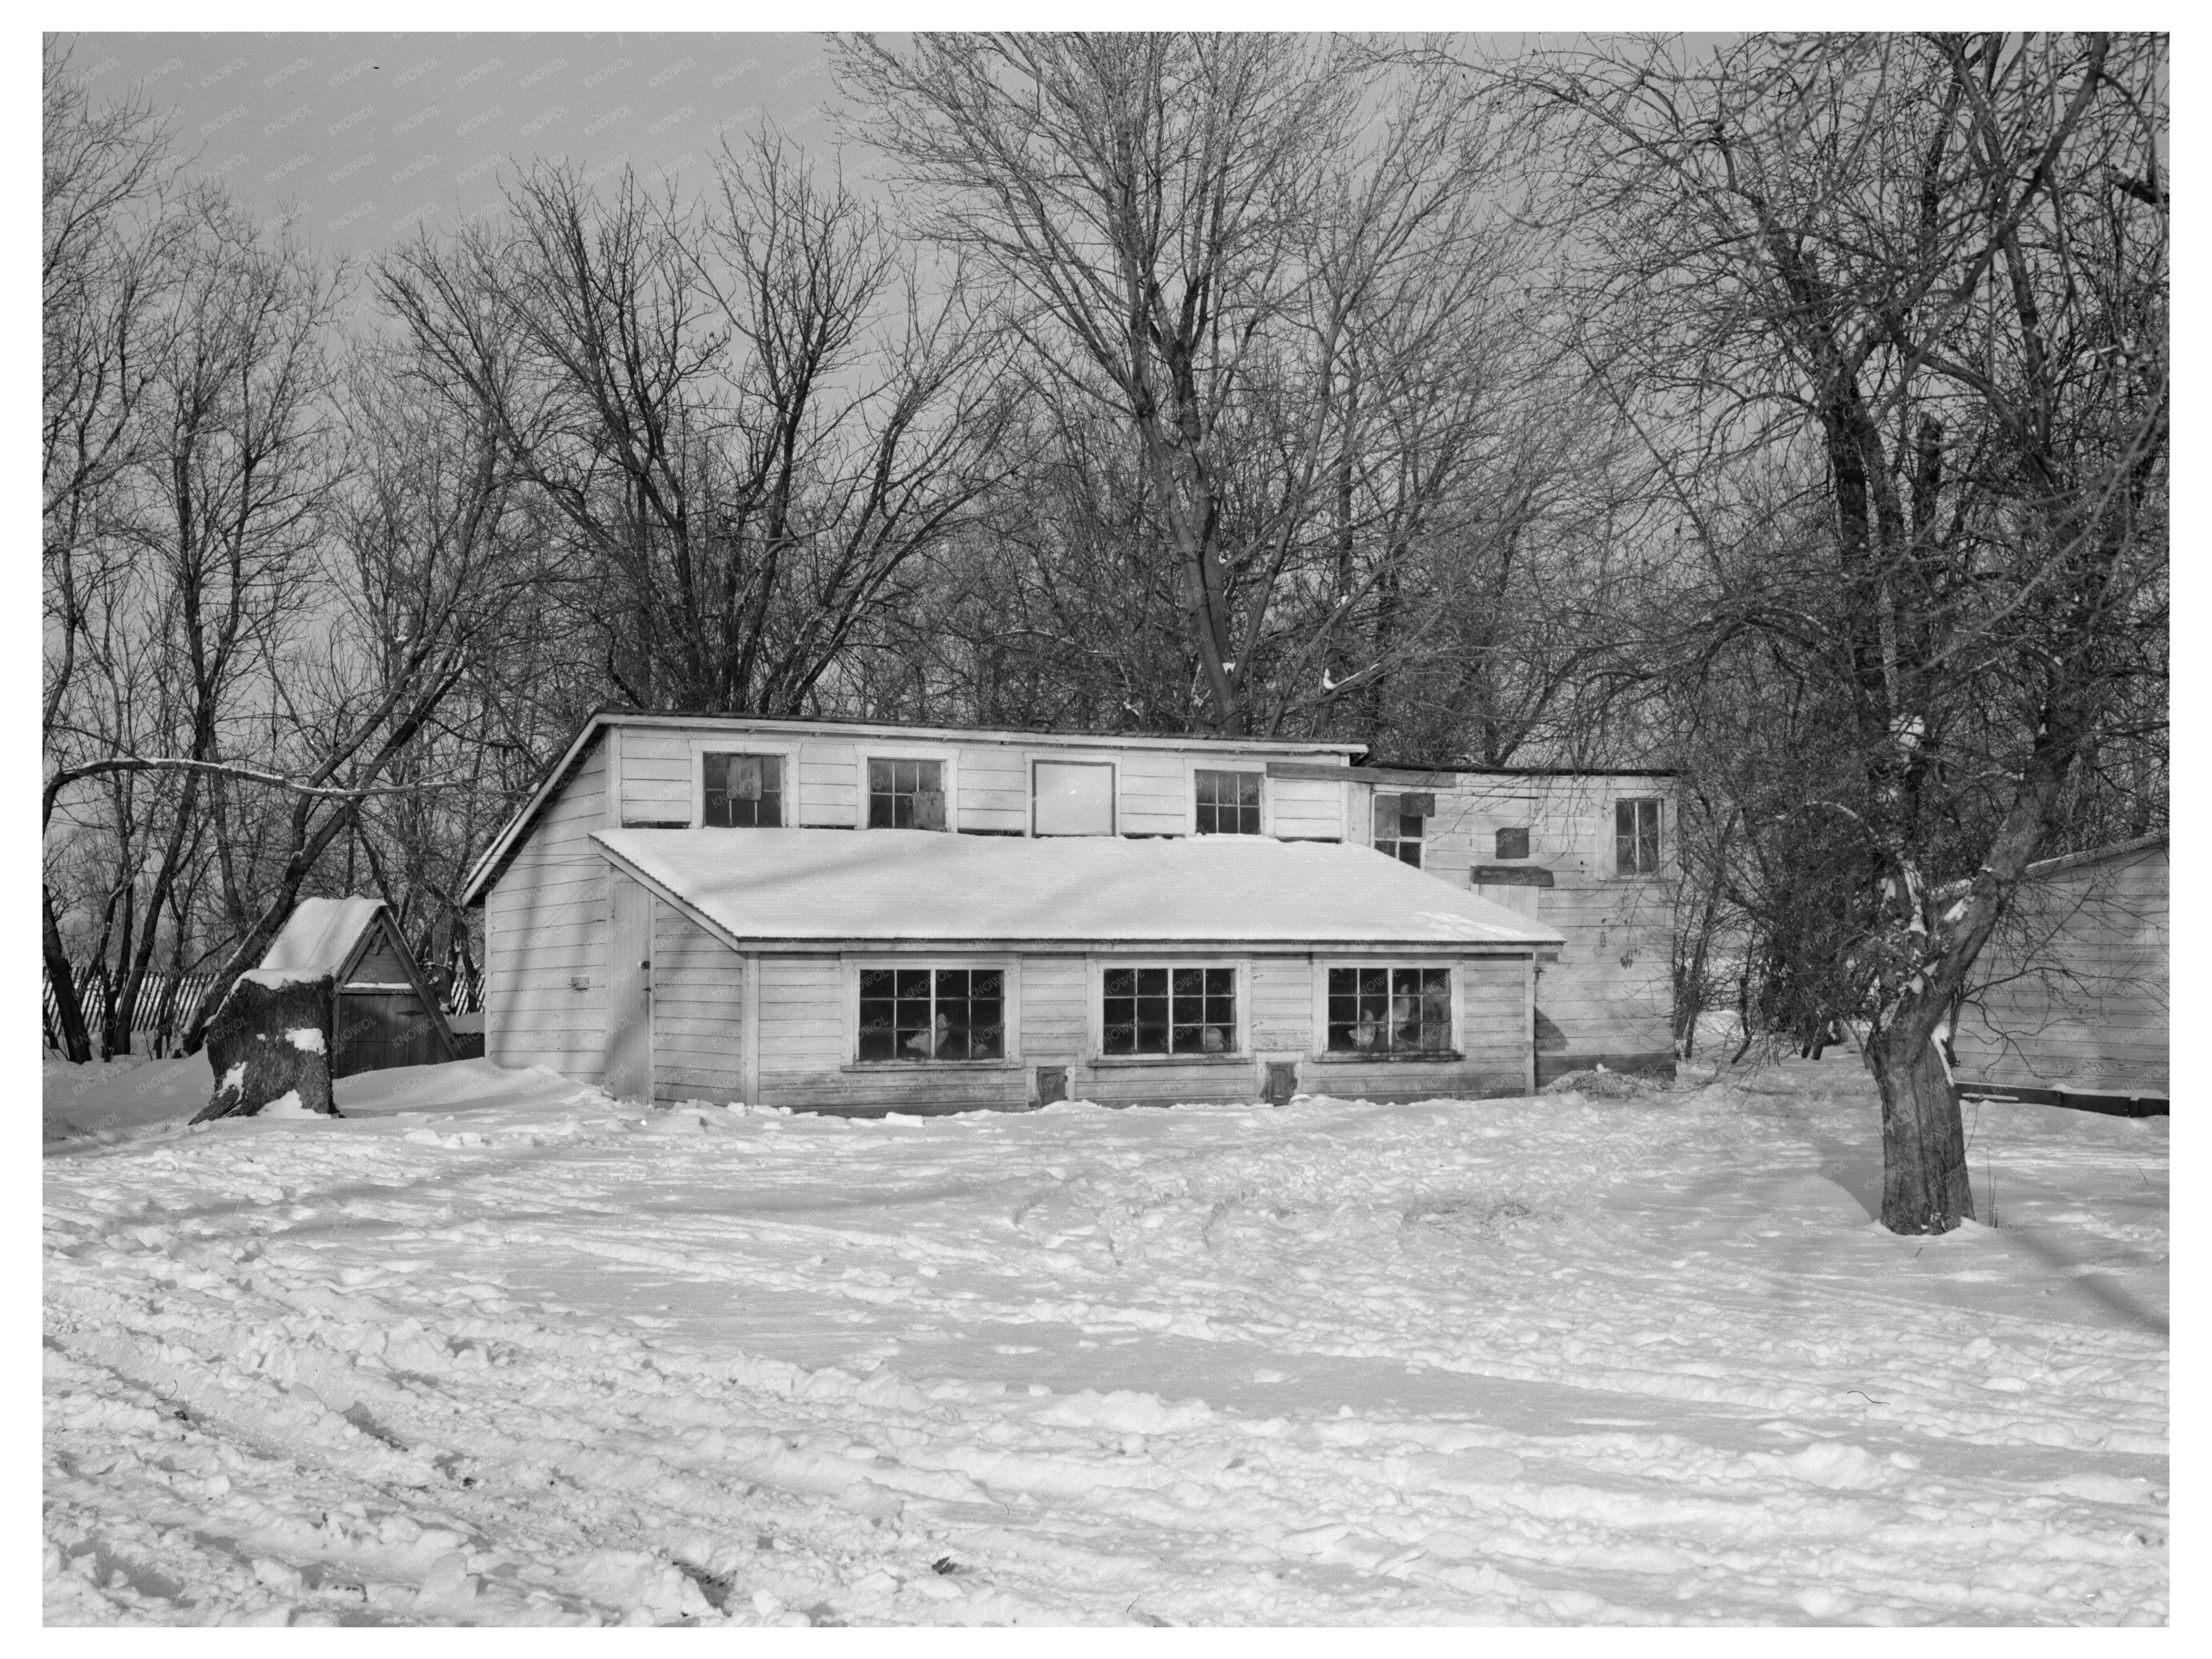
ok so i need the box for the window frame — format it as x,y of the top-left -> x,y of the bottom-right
1311,959 -> 1464,1061
1613,796 -> 1664,878
859,746 -> 959,832
842,955 -> 1021,1069
1190,766 -> 1266,836
1371,791 -> 1427,868
1087,956 -> 1249,1063
1030,757 -> 1118,837
690,738 -> 799,829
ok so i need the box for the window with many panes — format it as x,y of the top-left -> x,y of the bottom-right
702,753 -> 783,827
1193,769 -> 1262,835
1102,966 -> 1237,1056
1373,792 -> 1430,867
1614,798 -> 1662,875
869,758 -> 946,829
857,968 -> 1003,1062
1327,966 -> 1452,1054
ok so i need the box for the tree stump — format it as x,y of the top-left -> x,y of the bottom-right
193,972 -> 341,1123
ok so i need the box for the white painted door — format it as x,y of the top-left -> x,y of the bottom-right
605,876 -> 653,1102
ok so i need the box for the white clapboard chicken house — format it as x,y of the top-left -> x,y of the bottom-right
460,712 -> 1568,1112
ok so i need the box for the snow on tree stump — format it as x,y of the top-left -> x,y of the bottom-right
193,971 -> 341,1123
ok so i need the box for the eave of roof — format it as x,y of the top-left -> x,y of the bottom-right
2023,831 -> 2168,880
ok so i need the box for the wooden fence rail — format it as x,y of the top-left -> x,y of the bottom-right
43,953 -> 484,1055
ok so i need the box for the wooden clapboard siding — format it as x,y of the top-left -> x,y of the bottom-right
348,930 -> 414,985
486,740 -> 608,1079
1302,1058 -> 1527,1101
754,1066 -> 1033,1115
1366,770 -> 1677,1069
651,898 -> 744,1104
1952,842 -> 2168,1099
756,956 -> 847,1074
791,740 -> 856,826
1118,751 -> 1189,835
1528,882 -> 1674,1061
1249,956 -> 1312,1052
1073,1059 -> 1264,1108
618,729 -> 695,823
1270,776 -> 1344,840
956,746 -> 1029,832
1019,955 -> 1088,1061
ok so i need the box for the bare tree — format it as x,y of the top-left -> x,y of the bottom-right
41,42 -> 181,1060
376,136 -> 1016,720
1507,32 -> 2167,1232
838,32 -> 1566,738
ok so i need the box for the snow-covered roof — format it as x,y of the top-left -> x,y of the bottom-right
257,897 -> 387,976
593,828 -> 1565,949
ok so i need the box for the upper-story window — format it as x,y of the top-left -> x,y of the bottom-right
1194,769 -> 1262,835
702,752 -> 784,827
1495,827 -> 1530,860
1373,792 -> 1432,867
869,758 -> 946,830
1615,798 -> 1663,875
1033,760 -> 1115,835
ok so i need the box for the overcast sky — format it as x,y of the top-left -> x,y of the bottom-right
57,32 -> 858,262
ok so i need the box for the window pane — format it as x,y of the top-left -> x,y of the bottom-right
1104,968 -> 1135,999
1495,827 -> 1529,860
1373,794 -> 1399,839
1036,762 -> 1113,835
1421,970 -> 1451,1049
1195,771 -> 1260,835
756,757 -> 783,828
858,963 -> 896,1061
703,754 -> 782,826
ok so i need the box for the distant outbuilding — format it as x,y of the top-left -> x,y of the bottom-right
257,897 -> 459,1077
1949,835 -> 2168,1115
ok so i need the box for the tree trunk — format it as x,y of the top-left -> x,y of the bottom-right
193,973 -> 338,1122
1865,1016 -> 1974,1233
43,883 -> 92,1062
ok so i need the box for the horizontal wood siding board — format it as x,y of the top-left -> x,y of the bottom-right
484,742 -> 609,1073
1301,1063 -> 1528,1100
650,900 -> 744,1103
756,1069 -> 1031,1113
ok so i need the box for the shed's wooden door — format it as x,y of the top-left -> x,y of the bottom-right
605,877 -> 653,1102
335,990 -> 440,1076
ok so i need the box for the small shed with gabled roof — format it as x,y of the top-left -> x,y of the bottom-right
258,897 -> 459,1077
1949,834 -> 2168,1114
583,827 -> 1563,1115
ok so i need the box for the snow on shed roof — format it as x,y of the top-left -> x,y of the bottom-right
257,896 -> 387,976
593,828 -> 1565,948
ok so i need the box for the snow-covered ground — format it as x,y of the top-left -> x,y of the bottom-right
44,1051 -> 2167,1626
